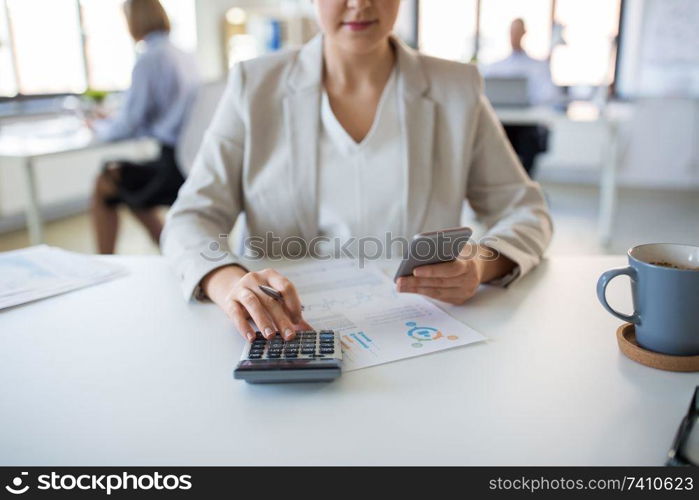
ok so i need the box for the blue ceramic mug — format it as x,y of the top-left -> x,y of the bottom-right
597,243 -> 699,356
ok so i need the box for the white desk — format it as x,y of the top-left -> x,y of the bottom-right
1,255 -> 696,466
495,104 -> 632,247
0,116 -> 156,244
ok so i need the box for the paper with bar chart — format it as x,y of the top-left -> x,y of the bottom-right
281,260 -> 486,371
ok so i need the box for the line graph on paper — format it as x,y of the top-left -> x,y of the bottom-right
300,288 -> 399,315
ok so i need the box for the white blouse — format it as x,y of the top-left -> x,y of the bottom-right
317,68 -> 405,257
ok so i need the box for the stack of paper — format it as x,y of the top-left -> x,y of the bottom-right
0,245 -> 127,310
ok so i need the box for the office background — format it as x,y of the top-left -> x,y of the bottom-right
0,0 -> 697,256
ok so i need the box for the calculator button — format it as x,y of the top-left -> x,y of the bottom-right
320,347 -> 334,354
248,353 -> 262,359
267,352 -> 281,358
250,349 -> 265,355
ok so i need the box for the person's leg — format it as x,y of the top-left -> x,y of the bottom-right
130,207 -> 164,246
91,163 -> 121,254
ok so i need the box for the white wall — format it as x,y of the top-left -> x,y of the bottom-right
620,98 -> 699,188
537,98 -> 699,189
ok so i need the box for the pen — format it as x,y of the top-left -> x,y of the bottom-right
258,284 -> 305,311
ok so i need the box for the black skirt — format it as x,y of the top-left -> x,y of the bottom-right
103,145 -> 185,210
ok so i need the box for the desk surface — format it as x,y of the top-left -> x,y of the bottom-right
494,105 -> 563,126
0,116 -> 154,159
494,102 -> 633,126
1,256 -> 696,466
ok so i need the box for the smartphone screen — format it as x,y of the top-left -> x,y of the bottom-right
393,226 -> 472,281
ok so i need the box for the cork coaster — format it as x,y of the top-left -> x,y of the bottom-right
616,323 -> 699,372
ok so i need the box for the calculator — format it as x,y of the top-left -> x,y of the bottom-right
233,330 -> 342,384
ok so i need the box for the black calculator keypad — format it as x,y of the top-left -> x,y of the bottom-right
242,330 -> 339,361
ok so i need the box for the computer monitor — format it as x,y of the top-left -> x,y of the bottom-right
484,76 -> 530,108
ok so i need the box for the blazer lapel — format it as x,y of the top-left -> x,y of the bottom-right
395,37 -> 436,236
283,35 -> 324,241
282,34 -> 436,240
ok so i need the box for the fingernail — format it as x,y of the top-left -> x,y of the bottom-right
264,327 -> 274,338
284,328 -> 294,340
246,332 -> 255,342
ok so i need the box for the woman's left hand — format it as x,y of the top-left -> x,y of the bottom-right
396,256 -> 484,305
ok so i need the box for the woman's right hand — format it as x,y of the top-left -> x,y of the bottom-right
201,265 -> 311,342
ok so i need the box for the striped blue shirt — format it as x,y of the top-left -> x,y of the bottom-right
94,31 -> 200,147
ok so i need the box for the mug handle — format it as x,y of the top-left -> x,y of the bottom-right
596,267 -> 640,324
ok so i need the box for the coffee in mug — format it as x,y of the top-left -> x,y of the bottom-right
597,243 -> 699,356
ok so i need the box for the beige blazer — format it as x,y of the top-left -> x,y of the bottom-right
162,35 -> 553,300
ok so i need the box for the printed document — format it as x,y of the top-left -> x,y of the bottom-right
0,245 -> 126,310
281,260 -> 486,371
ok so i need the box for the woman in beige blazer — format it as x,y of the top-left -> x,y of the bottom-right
161,0 -> 553,342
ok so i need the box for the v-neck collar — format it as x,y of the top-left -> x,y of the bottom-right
321,67 -> 397,153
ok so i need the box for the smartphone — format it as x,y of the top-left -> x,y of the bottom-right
393,226 -> 473,282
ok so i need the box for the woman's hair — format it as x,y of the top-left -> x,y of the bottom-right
124,0 -> 171,41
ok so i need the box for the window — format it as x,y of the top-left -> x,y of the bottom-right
1,0 -> 197,97
161,0 -> 197,53
419,0 -> 477,62
478,0 -> 552,65
550,0 -> 621,86
0,1 -> 16,97
6,0 -> 86,95
417,0 -> 622,89
79,0 -> 134,91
